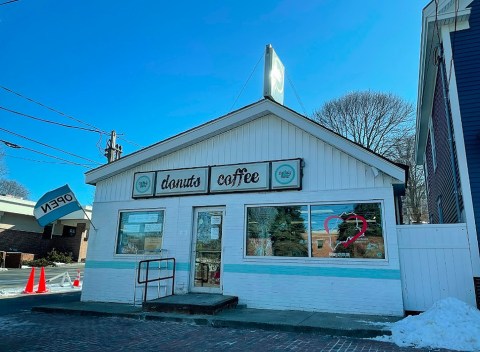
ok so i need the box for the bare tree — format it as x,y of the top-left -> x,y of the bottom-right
314,91 -> 415,159
391,134 -> 427,223
314,91 -> 427,223
0,179 -> 29,199
0,149 -> 6,178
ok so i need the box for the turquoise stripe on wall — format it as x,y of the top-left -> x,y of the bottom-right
85,261 -> 398,280
223,264 -> 400,280
85,261 -> 135,269
85,260 -> 190,271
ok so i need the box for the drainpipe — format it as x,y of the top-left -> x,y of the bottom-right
439,52 -> 462,222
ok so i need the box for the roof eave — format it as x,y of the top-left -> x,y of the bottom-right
265,103 -> 406,184
86,100 -> 406,186
85,100 -> 271,185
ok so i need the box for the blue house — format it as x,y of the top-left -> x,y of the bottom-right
415,0 -> 480,304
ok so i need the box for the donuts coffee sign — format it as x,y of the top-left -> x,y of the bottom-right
132,158 -> 302,198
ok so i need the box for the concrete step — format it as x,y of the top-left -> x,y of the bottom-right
143,293 -> 238,315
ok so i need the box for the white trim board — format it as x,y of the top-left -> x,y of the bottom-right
415,0 -> 473,163
441,25 -> 480,275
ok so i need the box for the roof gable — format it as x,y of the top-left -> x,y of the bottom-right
85,99 -> 405,185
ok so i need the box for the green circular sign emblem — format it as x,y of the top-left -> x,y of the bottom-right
135,175 -> 151,194
275,164 -> 295,185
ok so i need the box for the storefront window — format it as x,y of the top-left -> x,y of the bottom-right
311,203 -> 384,259
246,202 -> 385,259
246,206 -> 308,257
116,210 -> 164,255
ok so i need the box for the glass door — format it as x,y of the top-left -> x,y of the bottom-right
191,207 -> 224,293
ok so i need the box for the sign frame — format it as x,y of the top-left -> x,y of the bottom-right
271,158 -> 302,190
154,166 -> 209,197
131,158 -> 303,199
132,172 -> 156,198
210,161 -> 270,194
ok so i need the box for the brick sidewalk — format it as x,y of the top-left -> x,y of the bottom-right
0,311 -> 455,352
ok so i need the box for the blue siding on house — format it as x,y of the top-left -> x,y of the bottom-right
425,64 -> 462,224
453,0 -> 480,243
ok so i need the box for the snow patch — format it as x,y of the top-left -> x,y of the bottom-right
376,297 -> 480,351
356,320 -> 393,327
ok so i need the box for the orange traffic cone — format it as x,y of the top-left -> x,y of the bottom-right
73,269 -> 81,287
23,267 -> 35,294
35,267 -> 48,293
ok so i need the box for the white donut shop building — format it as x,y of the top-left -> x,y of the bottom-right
81,48 -> 408,316
82,100 -> 407,316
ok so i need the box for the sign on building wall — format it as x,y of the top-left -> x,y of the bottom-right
210,162 -> 270,193
155,167 -> 209,196
132,172 -> 155,197
132,158 -> 302,198
271,159 -> 301,189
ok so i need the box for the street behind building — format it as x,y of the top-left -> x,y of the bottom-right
0,263 -> 85,291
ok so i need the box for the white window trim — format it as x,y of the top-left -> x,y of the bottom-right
436,196 -> 444,224
429,119 -> 437,172
424,153 -> 429,195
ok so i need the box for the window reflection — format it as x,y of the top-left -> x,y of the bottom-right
246,203 -> 385,259
246,206 -> 308,257
116,210 -> 164,255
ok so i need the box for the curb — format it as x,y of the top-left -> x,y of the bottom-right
31,305 -> 391,338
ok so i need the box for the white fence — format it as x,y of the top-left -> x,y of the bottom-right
397,224 -> 476,311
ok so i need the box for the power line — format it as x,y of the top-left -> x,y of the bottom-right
0,126 -> 101,164
230,51 -> 264,112
0,0 -> 19,6
0,139 -> 94,168
117,136 -> 143,148
4,154 -> 74,165
0,85 -> 106,133
0,105 -> 106,134
286,71 -> 308,116
0,85 -> 142,148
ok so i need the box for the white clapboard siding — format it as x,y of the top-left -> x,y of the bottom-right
95,114 -> 393,202
397,224 -> 476,311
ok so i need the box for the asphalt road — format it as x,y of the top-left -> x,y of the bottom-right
0,291 -> 81,315
0,263 -> 85,290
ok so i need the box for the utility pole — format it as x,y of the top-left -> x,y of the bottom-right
104,130 -> 122,163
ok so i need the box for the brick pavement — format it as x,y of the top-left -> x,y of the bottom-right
0,312 -> 455,352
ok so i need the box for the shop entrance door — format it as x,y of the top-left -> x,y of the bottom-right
191,207 -> 224,293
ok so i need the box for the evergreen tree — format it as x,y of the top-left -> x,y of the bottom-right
269,206 -> 308,257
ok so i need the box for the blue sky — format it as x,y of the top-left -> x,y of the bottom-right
0,0 -> 425,206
